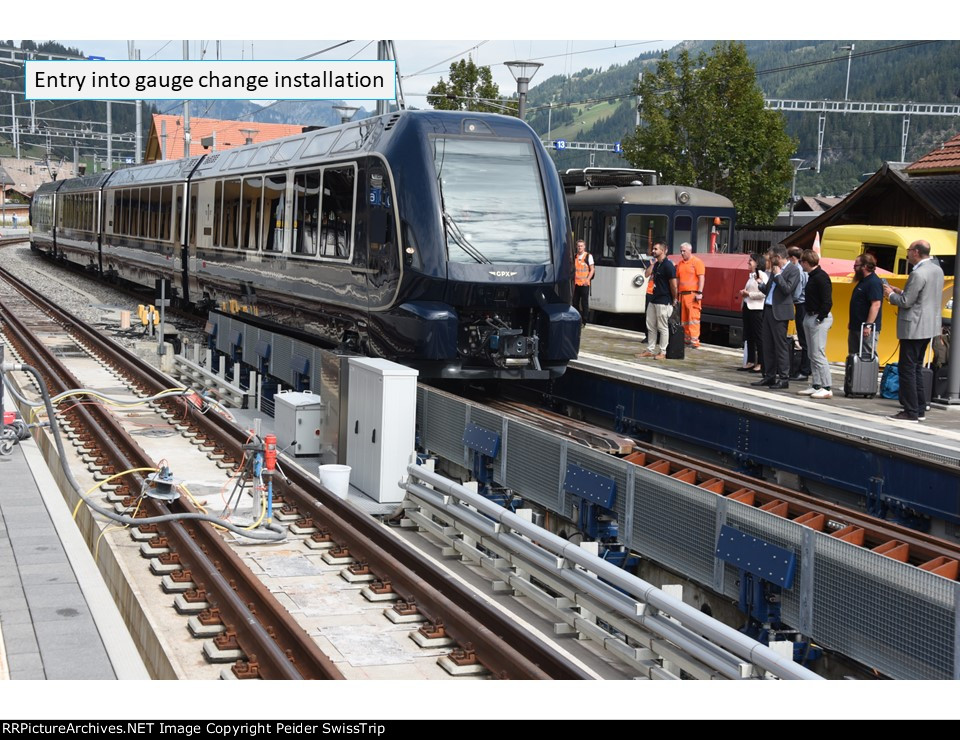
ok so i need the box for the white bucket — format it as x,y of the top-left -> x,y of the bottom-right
318,464 -> 351,499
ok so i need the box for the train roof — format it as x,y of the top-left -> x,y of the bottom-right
565,184 -> 736,210
104,157 -> 202,188
34,110 -> 545,192
34,179 -> 66,195
58,171 -> 115,192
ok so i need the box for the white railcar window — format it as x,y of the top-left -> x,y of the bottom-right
293,170 -> 321,256
262,175 -> 287,253
302,130 -> 339,159
251,144 -> 279,166
240,177 -> 263,250
319,165 -> 355,259
273,138 -> 305,163
625,214 -> 667,260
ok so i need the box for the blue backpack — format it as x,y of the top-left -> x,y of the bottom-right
880,363 -> 900,399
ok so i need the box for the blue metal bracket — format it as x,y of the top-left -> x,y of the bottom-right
715,525 -> 796,589
463,423 -> 500,458
564,464 -> 616,510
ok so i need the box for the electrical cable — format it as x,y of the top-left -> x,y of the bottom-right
3,361 -> 284,541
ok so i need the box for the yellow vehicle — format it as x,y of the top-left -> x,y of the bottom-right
819,225 -> 956,363
820,225 -> 957,276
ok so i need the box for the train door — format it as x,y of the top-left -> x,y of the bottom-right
365,160 -> 397,309
195,179 -> 216,250
586,209 -> 620,313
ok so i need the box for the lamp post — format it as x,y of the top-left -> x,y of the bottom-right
332,105 -> 360,125
505,60 -> 543,121
839,43 -> 855,109
789,157 -> 812,227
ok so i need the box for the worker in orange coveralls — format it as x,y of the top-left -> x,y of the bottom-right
676,242 -> 705,348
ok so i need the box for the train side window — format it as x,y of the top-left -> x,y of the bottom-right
865,244 -> 897,274
213,181 -> 223,246
293,170 -> 321,255
625,214 -> 667,260
320,165 -> 355,259
160,186 -> 174,241
302,130 -> 339,158
221,179 -> 242,248
262,175 -> 286,253
188,183 -> 199,248
173,185 -> 182,244
697,215 -> 731,253
115,191 -> 124,235
674,214 -> 692,249
603,215 -> 617,260
147,187 -> 161,240
133,189 -> 143,237
240,177 -> 262,250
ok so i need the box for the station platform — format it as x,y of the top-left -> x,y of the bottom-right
562,324 -> 960,536
0,437 -> 148,680
579,324 -> 960,437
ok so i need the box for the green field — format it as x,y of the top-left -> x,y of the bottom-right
548,101 -> 620,141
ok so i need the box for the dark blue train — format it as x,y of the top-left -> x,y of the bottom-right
32,110 -> 581,379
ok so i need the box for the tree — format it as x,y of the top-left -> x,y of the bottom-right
427,59 -> 516,115
622,42 -> 796,225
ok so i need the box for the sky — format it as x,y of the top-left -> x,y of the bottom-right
36,39 -> 670,110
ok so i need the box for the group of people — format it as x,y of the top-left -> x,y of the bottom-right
739,239 -> 944,419
635,241 -> 705,359
574,238 -> 706,359
740,245 -> 833,397
574,236 -> 945,420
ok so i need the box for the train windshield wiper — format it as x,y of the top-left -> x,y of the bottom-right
442,210 -> 491,265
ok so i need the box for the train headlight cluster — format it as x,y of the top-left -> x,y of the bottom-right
633,274 -> 645,288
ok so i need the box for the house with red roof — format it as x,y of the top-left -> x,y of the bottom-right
144,114 -> 307,162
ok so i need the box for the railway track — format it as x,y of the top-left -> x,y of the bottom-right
489,397 -> 960,580
0,265 -> 590,680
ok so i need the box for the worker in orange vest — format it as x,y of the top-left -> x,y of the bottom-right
676,242 -> 705,348
573,239 -> 595,327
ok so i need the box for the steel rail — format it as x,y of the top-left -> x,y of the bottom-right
0,266 -> 587,679
0,274 -> 344,680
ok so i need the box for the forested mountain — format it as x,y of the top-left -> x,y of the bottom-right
0,41 -> 368,163
526,40 -> 960,196
3,40 -> 958,198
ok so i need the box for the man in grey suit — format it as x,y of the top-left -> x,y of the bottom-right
751,245 -> 801,389
884,239 -> 945,422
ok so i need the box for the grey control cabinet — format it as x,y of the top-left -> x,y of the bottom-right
274,391 -> 324,456
346,358 -> 418,503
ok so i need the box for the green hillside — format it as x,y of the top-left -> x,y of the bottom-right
527,40 -> 960,196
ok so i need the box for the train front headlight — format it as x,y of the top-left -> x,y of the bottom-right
633,274 -> 645,288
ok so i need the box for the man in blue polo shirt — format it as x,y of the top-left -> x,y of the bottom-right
848,253 -> 883,355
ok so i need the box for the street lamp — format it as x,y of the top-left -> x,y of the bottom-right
839,43 -> 855,107
505,60 -> 543,121
789,157 -> 813,227
332,105 -> 359,125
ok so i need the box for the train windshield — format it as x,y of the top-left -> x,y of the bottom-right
433,137 -> 551,265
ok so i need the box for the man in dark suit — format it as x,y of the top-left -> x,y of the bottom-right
751,245 -> 801,390
884,240 -> 945,422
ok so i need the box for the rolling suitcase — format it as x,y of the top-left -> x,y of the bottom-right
844,324 -> 879,398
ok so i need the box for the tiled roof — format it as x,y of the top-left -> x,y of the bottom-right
906,174 -> 960,218
906,133 -> 960,174
146,115 -> 306,161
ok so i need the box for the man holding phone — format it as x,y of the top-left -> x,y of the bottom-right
883,240 -> 944,422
